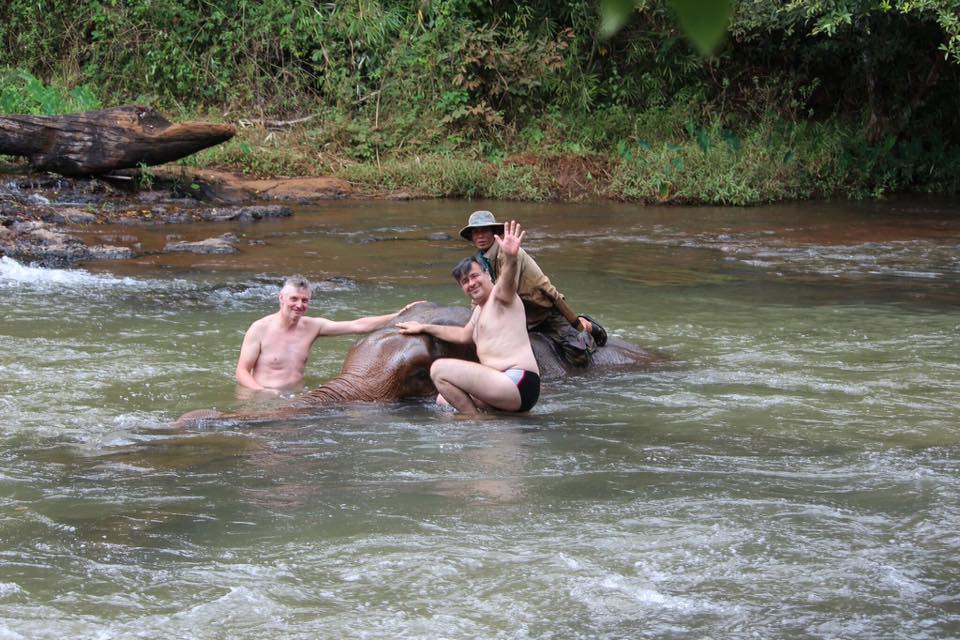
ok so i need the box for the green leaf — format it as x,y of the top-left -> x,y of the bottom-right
722,129 -> 741,152
695,127 -> 711,152
668,0 -> 732,55
600,0 -> 636,38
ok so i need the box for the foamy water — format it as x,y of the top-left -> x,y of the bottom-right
0,255 -> 144,288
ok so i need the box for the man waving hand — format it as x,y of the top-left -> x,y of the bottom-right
397,220 -> 540,414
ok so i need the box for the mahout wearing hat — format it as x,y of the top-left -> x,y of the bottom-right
459,210 -> 505,241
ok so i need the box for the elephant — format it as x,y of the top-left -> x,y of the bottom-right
176,302 -> 662,426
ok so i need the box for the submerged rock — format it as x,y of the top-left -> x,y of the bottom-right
87,245 -> 135,260
198,205 -> 293,223
163,234 -> 239,255
40,208 -> 99,225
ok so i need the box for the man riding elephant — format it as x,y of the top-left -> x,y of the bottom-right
459,210 -> 607,367
398,220 -> 541,414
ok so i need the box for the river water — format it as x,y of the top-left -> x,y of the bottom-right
1,199 -> 959,639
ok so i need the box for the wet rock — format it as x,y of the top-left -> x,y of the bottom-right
40,208 -> 99,225
52,194 -> 102,206
198,205 -> 293,223
87,245 -> 135,260
164,234 -> 239,255
12,246 -> 90,268
27,193 -> 51,205
346,235 -> 379,245
427,232 -> 453,241
326,276 -> 357,288
387,191 -> 414,201
0,203 -> 22,218
93,235 -> 141,251
113,208 -> 193,225
7,176 -> 74,191
135,190 -> 170,204
0,219 -> 119,267
11,220 -> 55,235
164,211 -> 194,224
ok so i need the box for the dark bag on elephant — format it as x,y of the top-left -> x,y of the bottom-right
578,313 -> 607,347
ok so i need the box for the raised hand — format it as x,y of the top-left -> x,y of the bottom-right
495,219 -> 525,258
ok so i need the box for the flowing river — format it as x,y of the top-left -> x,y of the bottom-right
1,199 -> 959,639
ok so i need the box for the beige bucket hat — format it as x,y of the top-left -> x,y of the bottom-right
459,210 -> 505,241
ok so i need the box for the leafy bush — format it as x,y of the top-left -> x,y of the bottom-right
0,1 -> 958,199
0,69 -> 100,115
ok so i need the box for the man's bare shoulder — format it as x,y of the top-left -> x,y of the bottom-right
246,313 -> 277,334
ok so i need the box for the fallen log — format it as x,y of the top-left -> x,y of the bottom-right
0,105 -> 236,176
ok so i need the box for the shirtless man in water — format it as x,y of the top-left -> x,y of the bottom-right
236,275 -> 421,392
397,220 -> 540,414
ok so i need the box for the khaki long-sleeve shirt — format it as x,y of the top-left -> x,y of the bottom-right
480,242 -> 564,327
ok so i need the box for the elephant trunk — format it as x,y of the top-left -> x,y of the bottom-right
298,372 -> 398,405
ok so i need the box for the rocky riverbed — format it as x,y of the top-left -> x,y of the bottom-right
0,167 -> 363,267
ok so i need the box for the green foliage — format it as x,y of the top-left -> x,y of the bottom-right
600,0 -> 734,54
0,69 -> 101,115
191,131 -> 329,177
607,111 -> 960,204
730,0 -> 960,64
0,0 -> 958,200
337,154 -> 550,200
668,0 -> 733,54
136,162 -> 156,190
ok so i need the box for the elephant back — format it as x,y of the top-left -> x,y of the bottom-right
329,303 -> 478,401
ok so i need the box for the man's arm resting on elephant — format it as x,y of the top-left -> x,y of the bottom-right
317,300 -> 426,336
396,319 -> 474,344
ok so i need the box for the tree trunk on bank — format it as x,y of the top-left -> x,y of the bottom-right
0,105 -> 235,176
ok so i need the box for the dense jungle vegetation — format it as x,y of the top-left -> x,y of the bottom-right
2,0 -> 960,204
